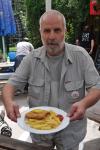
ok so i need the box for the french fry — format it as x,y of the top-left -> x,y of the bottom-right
25,109 -> 62,130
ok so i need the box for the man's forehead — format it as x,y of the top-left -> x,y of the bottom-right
41,18 -> 64,30
41,14 -> 63,26
39,10 -> 66,29
43,14 -> 59,21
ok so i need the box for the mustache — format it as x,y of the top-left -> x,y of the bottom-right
47,42 -> 58,45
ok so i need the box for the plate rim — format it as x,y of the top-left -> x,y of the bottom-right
17,106 -> 70,134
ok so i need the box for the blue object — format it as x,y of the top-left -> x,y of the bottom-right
0,0 -> 16,36
8,51 -> 16,61
0,0 -> 16,61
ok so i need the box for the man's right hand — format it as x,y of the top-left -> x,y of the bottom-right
5,101 -> 20,122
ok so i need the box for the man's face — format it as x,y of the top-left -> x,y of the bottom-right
40,15 -> 66,55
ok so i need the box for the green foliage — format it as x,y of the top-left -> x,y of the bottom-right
65,22 -> 75,43
25,0 -> 45,48
52,0 -> 90,43
9,47 -> 16,52
25,0 -> 90,46
14,0 -> 27,31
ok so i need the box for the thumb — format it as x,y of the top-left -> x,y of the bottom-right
68,105 -> 77,117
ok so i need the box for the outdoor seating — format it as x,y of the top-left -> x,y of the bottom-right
0,134 -> 48,150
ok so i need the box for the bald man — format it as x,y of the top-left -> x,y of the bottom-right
2,10 -> 100,150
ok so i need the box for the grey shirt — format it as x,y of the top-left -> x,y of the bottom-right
47,53 -> 63,106
8,43 -> 100,148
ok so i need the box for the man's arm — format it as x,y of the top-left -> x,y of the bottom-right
2,83 -> 20,122
68,87 -> 100,121
89,39 -> 95,54
76,39 -> 80,46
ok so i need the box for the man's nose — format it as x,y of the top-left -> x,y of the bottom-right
49,30 -> 56,39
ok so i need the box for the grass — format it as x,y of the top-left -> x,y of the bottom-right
9,47 -> 16,51
0,47 -> 16,52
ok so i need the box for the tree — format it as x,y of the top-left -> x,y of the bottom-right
25,0 -> 45,48
52,0 -> 90,43
25,0 -> 90,46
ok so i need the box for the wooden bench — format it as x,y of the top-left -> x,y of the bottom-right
86,100 -> 100,131
0,135 -> 48,150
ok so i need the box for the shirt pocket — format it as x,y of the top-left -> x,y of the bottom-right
28,78 -> 44,100
64,80 -> 85,103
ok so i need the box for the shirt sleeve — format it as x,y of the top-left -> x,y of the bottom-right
90,32 -> 95,40
8,54 -> 31,89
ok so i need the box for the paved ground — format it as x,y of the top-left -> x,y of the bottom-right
0,94 -> 100,150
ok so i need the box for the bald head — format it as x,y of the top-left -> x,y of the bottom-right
39,10 -> 66,30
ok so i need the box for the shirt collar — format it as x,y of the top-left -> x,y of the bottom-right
33,43 -> 73,64
63,43 -> 73,64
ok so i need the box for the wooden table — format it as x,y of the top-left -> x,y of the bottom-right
0,135 -> 48,150
0,62 -> 15,68
0,62 -> 14,80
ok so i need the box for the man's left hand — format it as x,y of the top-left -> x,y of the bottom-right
68,101 -> 86,121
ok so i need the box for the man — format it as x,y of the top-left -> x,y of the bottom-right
76,25 -> 95,55
2,10 -> 100,150
14,37 -> 34,70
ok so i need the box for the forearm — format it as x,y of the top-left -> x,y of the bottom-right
91,40 -> 94,51
2,83 -> 15,107
69,88 -> 100,121
81,88 -> 100,109
2,83 -> 20,122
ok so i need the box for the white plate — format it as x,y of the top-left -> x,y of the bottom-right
17,106 -> 70,134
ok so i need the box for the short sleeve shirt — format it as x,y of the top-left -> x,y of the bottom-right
7,44 -> 100,148
78,31 -> 94,49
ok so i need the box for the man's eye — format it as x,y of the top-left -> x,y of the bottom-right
44,29 -> 50,33
54,28 -> 61,33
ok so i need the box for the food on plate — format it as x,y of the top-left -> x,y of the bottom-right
25,109 -> 63,130
25,109 -> 50,120
57,114 -> 64,121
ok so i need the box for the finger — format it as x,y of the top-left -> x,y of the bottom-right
14,104 -> 21,118
7,111 -> 17,122
68,105 -> 77,117
7,104 -> 20,122
70,110 -> 84,121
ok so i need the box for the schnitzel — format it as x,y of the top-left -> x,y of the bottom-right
25,109 -> 50,120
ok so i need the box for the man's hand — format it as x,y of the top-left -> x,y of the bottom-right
68,101 -> 86,121
5,101 -> 20,122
